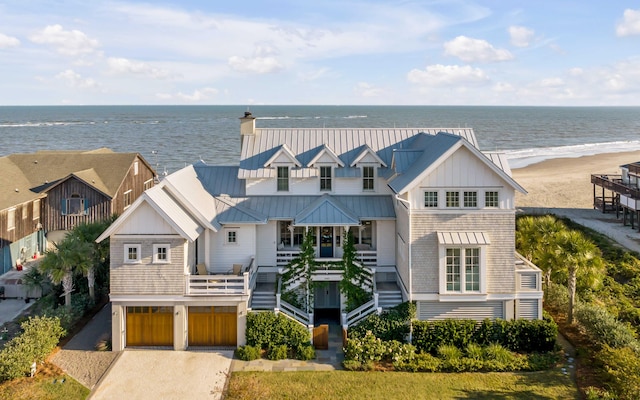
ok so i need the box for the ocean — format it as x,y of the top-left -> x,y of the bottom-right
1,105 -> 640,174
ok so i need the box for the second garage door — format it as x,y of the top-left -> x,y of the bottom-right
188,306 -> 237,346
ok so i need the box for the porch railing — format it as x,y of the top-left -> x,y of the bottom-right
342,293 -> 380,328
276,249 -> 378,267
185,257 -> 255,296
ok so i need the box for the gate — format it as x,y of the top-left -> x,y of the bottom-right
313,324 -> 329,350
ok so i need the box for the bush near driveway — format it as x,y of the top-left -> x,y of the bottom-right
243,312 -> 315,360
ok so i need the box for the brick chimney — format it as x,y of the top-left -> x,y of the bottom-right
239,111 -> 256,149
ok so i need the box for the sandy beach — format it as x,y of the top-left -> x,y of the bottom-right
512,151 -> 640,209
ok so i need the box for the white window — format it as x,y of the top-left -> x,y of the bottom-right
124,244 -> 141,263
22,204 -> 28,219
153,244 -> 170,263
277,166 -> 289,192
320,166 -> 332,191
134,161 -> 139,175
424,191 -> 438,208
445,191 -> 459,208
362,166 -> 374,191
463,191 -> 477,208
226,229 -> 238,245
485,191 -> 499,208
64,194 -> 86,215
442,247 -> 483,293
349,221 -> 373,249
7,208 -> 15,231
279,221 -> 304,247
144,179 -> 153,191
123,190 -> 132,209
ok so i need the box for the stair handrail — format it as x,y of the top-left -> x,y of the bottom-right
277,298 -> 312,326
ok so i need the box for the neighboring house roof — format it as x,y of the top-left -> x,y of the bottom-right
0,148 -> 154,211
239,127 -> 477,179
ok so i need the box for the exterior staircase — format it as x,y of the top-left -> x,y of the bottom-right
377,289 -> 403,310
250,290 -> 277,310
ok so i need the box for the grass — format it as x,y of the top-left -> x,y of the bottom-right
0,361 -> 89,400
226,370 -> 579,400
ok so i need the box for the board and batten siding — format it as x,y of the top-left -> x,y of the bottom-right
410,213 -> 516,294
0,198 -> 44,272
45,178 -> 112,232
117,202 -> 177,235
376,220 -> 395,266
111,156 -> 156,215
394,198 -> 410,294
209,225 -> 256,273
256,221 -> 277,266
110,238 -> 186,295
417,300 -> 504,321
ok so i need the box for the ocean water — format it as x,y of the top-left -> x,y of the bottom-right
1,105 -> 639,174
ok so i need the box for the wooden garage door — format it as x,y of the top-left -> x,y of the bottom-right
188,306 -> 237,346
126,306 -> 173,347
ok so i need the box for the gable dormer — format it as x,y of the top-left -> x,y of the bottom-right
351,144 -> 387,168
264,144 -> 302,168
307,144 -> 344,168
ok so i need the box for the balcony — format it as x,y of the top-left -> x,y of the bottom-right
276,248 -> 378,267
185,258 -> 256,296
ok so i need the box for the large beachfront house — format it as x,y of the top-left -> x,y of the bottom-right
97,113 -> 542,351
592,161 -> 640,231
0,149 -> 156,274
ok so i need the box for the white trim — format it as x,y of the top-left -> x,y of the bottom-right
308,145 -> 345,167
123,189 -> 133,209
7,208 -> 16,231
411,292 -> 542,301
152,243 -> 171,263
111,294 -> 249,303
438,245 -> 487,294
264,144 -> 302,167
113,234 -> 183,239
225,228 -> 238,245
351,144 -> 387,167
124,244 -> 142,264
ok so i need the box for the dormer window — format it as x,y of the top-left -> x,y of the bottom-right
362,166 -> 374,191
277,166 -> 289,191
320,166 -> 332,191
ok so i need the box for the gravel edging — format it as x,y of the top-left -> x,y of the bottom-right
51,349 -> 118,389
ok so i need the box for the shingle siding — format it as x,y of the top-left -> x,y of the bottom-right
411,212 -> 516,294
110,238 -> 185,295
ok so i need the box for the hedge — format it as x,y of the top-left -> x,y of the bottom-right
0,316 -> 65,382
348,302 -> 415,342
245,311 -> 313,360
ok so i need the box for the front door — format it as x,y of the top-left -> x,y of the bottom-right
320,226 -> 333,257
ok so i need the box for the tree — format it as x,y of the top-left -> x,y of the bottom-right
553,230 -> 604,324
516,215 -> 566,288
66,219 -> 112,300
39,236 -> 93,308
282,228 -> 318,313
339,229 -> 372,311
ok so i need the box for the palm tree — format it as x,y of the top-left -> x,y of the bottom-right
553,230 -> 603,324
516,215 -> 566,288
39,236 -> 93,307
67,220 -> 111,300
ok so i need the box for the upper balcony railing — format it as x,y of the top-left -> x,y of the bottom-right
591,174 -> 640,199
276,248 -> 377,267
185,257 -> 256,296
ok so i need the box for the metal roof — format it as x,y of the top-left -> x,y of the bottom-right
294,194 -> 360,226
239,127 -> 477,179
437,231 -> 491,246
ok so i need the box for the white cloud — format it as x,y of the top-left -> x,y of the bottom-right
444,36 -> 513,63
493,82 -> 514,92
55,69 -> 99,89
228,56 -> 284,74
0,33 -> 20,48
508,26 -> 534,48
407,64 -> 489,86
176,87 -> 219,102
355,82 -> 383,97
107,57 -> 171,79
538,77 -> 565,88
30,24 -> 100,56
297,67 -> 330,82
616,9 -> 640,37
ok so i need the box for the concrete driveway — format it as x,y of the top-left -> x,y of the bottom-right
89,349 -> 234,400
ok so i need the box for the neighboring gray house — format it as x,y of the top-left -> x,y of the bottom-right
98,112 -> 542,351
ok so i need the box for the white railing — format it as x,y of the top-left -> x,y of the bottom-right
186,273 -> 248,295
277,249 -> 301,267
277,250 -> 378,267
356,251 -> 377,267
276,295 -> 313,326
343,293 -> 380,327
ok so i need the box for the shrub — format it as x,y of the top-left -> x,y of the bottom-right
0,316 -> 65,382
267,344 -> 289,361
393,352 -> 441,372
465,343 -> 483,359
295,344 -> 316,360
348,302 -> 414,342
343,331 -> 387,363
413,319 -> 477,354
545,282 -> 570,312
437,344 -> 462,360
245,312 -> 311,351
596,345 -> 640,399
482,343 -> 527,372
236,345 -> 261,361
575,302 -> 640,352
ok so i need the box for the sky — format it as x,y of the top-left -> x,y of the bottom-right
2,1 -> 640,106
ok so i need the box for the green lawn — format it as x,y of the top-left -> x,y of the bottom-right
226,370 -> 579,400
0,363 -> 89,400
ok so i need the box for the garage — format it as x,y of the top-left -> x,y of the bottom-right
188,306 -> 237,346
126,306 -> 174,347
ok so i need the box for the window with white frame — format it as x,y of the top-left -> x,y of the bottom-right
445,191 -> 459,207
124,244 -> 141,263
279,221 -> 304,247
463,191 -> 477,208
226,229 -> 238,245
134,161 -> 139,175
33,199 -> 40,220
424,191 -> 438,208
123,190 -> 132,209
349,221 -> 373,248
7,208 -> 15,231
320,166 -> 332,191
362,166 -> 374,191
485,191 -> 499,207
144,179 -> 153,191
277,166 -> 289,191
444,247 -> 481,293
22,204 -> 28,219
153,244 -> 170,263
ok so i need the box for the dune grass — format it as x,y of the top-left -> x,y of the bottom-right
226,370 -> 579,400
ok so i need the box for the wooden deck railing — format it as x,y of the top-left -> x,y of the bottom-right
591,174 -> 640,198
